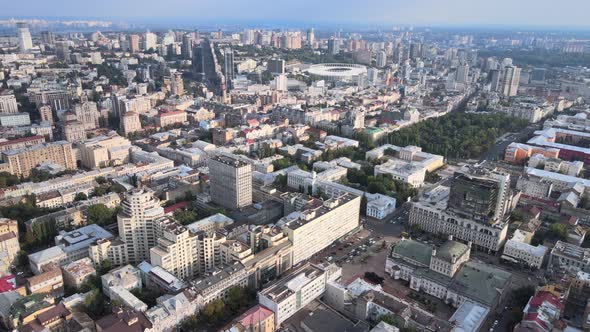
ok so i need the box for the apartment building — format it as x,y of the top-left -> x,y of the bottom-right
0,135 -> 45,152
0,141 -> 76,177
155,109 -> 187,127
501,230 -> 548,269
0,90 -> 18,114
150,220 -> 198,280
0,219 -> 19,276
61,258 -> 96,289
117,189 -> 166,263
121,111 -> 142,135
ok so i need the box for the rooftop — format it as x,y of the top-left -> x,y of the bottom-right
390,239 -> 433,267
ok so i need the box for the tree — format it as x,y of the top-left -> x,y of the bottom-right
83,288 -> 108,319
202,299 -> 226,323
547,223 -> 568,241
364,272 -> 384,285
86,204 -> 116,226
75,192 -> 88,201
173,209 -> 199,225
180,315 -> 200,331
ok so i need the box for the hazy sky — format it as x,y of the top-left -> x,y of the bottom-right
3,0 -> 590,28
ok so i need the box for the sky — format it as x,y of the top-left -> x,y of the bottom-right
2,0 -> 590,28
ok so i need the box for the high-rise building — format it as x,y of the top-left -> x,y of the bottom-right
223,48 -> 235,89
192,45 -> 204,79
181,33 -> 193,59
41,31 -> 55,45
209,154 -> 252,209
327,38 -> 340,55
376,50 -> 387,68
501,65 -> 521,97
455,63 -> 469,83
55,41 -> 70,63
267,58 -> 285,74
409,42 -> 422,60
170,72 -> 184,96
150,219 -> 198,280
129,34 -> 140,53
489,69 -> 501,92
38,105 -> 53,124
306,28 -> 315,47
143,31 -> 157,51
16,22 -> 33,52
117,189 -> 166,264
447,168 -> 510,223
274,74 -> 288,92
531,68 -> 547,83
0,90 -> 19,114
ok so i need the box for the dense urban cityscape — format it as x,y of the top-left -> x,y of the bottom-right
0,2 -> 590,332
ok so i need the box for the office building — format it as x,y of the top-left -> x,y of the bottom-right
501,230 -> 548,269
209,154 -> 253,209
40,31 -> 55,45
267,58 -> 285,74
223,48 -> 235,88
327,38 -> 340,55
307,28 -> 315,46
0,141 -> 76,177
0,90 -> 18,114
78,133 -> 132,169
548,241 -> 590,273
55,41 -> 70,63
501,65 -> 521,97
408,168 -> 512,253
118,189 -> 166,263
259,263 -> 340,326
280,193 -> 360,264
0,113 -> 30,127
447,168 -> 510,223
16,22 -> 32,52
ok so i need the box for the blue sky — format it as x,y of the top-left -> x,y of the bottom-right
3,0 -> 590,28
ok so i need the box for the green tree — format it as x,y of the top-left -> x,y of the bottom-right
180,315 -> 200,331
75,192 -> 88,201
202,299 -> 226,323
83,288 -> 108,319
547,223 -> 568,241
173,209 -> 199,225
86,204 -> 116,226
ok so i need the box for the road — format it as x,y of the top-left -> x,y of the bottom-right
479,123 -> 542,163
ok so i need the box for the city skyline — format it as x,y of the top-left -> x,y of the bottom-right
2,0 -> 590,29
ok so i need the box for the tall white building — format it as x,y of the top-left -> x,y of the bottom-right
456,63 -> 469,83
150,219 -> 198,280
118,189 -> 166,263
376,50 -> 387,68
274,74 -> 288,92
16,22 -> 33,52
0,91 -> 19,114
143,31 -> 157,50
280,193 -> 360,264
501,65 -> 521,97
